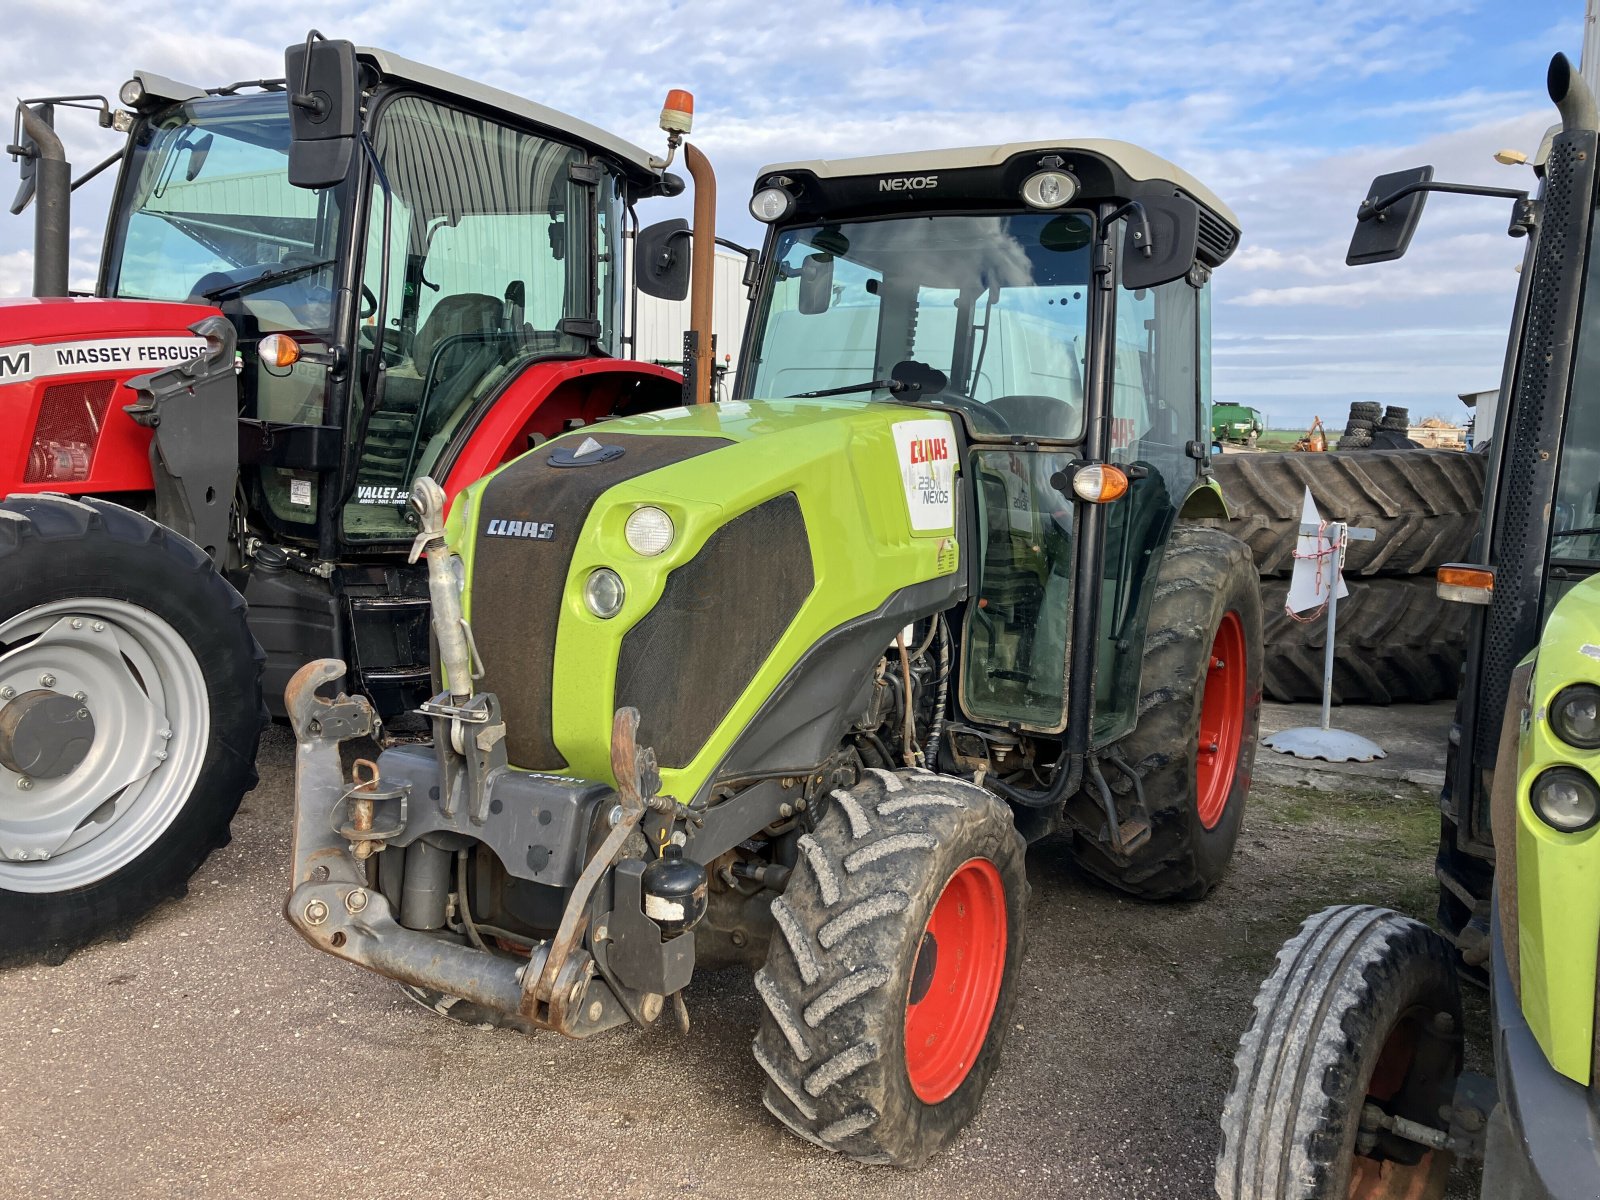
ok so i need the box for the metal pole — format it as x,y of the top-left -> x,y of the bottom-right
1320,522 -> 1346,732
21,106 -> 70,297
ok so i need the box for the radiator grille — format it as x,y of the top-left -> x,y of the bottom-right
616,493 -> 814,769
25,379 -> 117,483
471,434 -> 732,770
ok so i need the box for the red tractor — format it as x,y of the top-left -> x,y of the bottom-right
0,33 -> 712,962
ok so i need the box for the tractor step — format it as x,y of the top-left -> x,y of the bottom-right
1117,819 -> 1151,853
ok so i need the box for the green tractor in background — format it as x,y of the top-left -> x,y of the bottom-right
1217,53 -> 1600,1200
284,138 -> 1259,1165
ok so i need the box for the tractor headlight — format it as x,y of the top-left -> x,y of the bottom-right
624,506 -> 674,556
1020,169 -> 1077,210
1549,684 -> 1600,750
583,568 -> 625,619
1530,767 -> 1600,833
750,186 -> 795,224
119,79 -> 145,107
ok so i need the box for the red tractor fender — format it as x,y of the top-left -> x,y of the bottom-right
439,358 -> 685,507
0,297 -> 220,495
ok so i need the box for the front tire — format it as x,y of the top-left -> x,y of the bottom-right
752,768 -> 1028,1167
1216,905 -> 1463,1200
0,496 -> 264,964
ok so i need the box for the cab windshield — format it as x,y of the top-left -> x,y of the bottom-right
104,92 -> 342,338
743,211 -> 1094,440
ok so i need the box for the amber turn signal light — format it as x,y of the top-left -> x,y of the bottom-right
259,333 -> 301,369
1437,564 -> 1493,605
1071,464 -> 1129,503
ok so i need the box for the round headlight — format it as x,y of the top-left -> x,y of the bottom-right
1530,766 -> 1600,833
1020,169 -> 1077,210
583,568 -> 625,619
1550,684 -> 1600,750
749,186 -> 795,223
119,79 -> 145,107
624,506 -> 674,556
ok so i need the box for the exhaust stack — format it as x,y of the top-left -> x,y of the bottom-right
16,105 -> 71,297
1549,52 -> 1599,136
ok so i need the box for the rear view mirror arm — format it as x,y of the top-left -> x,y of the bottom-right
1101,199 -> 1153,258
1358,179 -> 1528,222
290,29 -> 332,117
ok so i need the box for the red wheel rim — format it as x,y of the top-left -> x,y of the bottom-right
1196,610 -> 1246,830
903,857 -> 1008,1105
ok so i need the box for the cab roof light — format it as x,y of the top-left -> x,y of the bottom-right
659,89 -> 694,135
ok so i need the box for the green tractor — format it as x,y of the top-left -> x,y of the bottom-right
285,138 -> 1259,1165
1217,54 -> 1600,1200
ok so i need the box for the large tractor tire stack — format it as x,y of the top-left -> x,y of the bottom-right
1209,448 -> 1485,705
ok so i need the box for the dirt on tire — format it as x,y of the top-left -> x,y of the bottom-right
1209,449 -> 1484,577
1259,576 -> 1469,705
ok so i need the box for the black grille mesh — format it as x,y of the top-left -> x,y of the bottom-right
1197,206 -> 1239,266
1477,132 -> 1589,765
616,493 -> 814,769
471,434 -> 732,770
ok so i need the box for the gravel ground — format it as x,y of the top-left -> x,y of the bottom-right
0,708 -> 1486,1200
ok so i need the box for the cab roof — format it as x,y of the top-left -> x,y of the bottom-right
355,47 -> 661,177
760,138 -> 1239,232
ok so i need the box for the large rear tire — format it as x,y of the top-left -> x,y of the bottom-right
1260,576 -> 1469,705
1070,524 -> 1262,900
752,768 -> 1028,1167
1216,905 -> 1463,1200
1209,449 -> 1485,578
0,496 -> 264,964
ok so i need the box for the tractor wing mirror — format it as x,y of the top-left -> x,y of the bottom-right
636,218 -> 691,301
285,32 -> 358,190
1120,194 -> 1200,291
9,102 -> 55,215
1347,166 -> 1433,266
797,253 -> 834,314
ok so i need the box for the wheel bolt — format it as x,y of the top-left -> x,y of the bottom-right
304,900 -> 329,925
0,687 -> 13,700
39,674 -> 55,688
16,777 -> 33,791
154,750 -> 168,762
91,622 -> 105,633
159,729 -> 172,740
70,619 -> 82,630
73,692 -> 86,702
344,889 -> 368,914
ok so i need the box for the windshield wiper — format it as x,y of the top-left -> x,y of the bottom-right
1553,526 -> 1600,540
200,257 -> 337,303
786,378 -> 909,399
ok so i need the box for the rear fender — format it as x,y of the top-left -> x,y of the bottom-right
1178,474 -> 1230,520
438,360 -> 683,508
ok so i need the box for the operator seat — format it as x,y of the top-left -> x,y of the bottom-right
364,292 -> 504,482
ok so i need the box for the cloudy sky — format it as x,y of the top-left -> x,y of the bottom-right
1,0 -> 1580,427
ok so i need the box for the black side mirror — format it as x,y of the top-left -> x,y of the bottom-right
285,32 -> 358,190
798,253 -> 834,314
636,218 -> 691,301
1121,194 -> 1200,291
184,133 -> 213,182
1347,166 -> 1433,266
9,102 -> 54,215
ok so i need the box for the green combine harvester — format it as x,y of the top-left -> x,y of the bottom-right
284,137 -> 1259,1165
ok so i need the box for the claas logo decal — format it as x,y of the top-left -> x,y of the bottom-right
906,436 -> 950,464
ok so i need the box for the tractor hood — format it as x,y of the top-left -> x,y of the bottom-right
0,297 -> 219,495
444,399 -> 964,802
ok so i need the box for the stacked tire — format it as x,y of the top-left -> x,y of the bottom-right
1209,448 -> 1485,705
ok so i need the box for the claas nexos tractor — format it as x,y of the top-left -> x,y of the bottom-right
286,138 -> 1260,1165
0,32 -> 715,962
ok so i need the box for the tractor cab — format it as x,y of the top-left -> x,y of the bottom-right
73,44 -> 682,551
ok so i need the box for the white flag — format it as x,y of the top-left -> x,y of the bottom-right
1285,487 -> 1350,614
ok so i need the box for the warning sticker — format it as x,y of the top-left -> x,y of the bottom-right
289,478 -> 312,507
892,417 -> 956,533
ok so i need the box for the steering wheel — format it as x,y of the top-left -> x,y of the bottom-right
985,394 -> 1078,436
930,389 -> 1011,436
